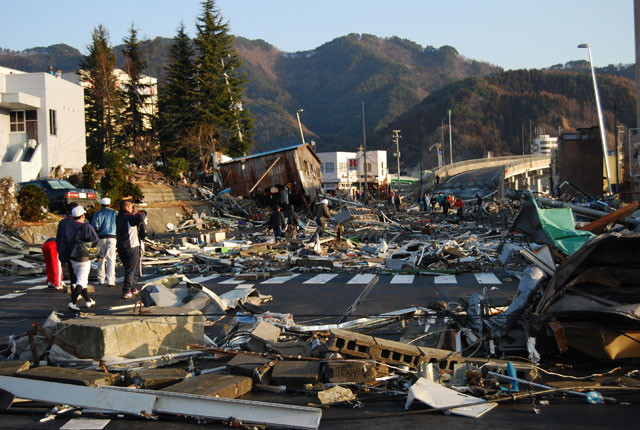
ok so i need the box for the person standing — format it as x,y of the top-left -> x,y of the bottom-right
441,196 -> 451,218
315,199 -> 330,237
430,194 -> 437,213
475,193 -> 483,218
418,192 -> 424,212
269,205 -> 286,243
280,184 -> 289,207
42,237 -> 63,290
424,193 -> 431,213
394,193 -> 401,212
91,197 -> 117,287
455,197 -> 464,219
60,206 -> 99,311
116,200 -> 146,299
56,202 -> 80,288
284,205 -> 299,239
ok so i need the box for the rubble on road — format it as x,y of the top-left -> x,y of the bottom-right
2,179 -> 640,428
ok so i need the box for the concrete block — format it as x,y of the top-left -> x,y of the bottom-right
162,373 -> 252,399
266,340 -> 312,356
54,308 -> 205,359
373,337 -> 422,368
271,360 -> 320,386
18,366 -> 117,387
247,321 -> 281,353
234,272 -> 270,281
323,361 -> 378,383
126,368 -> 188,389
327,329 -> 377,359
0,360 -> 30,376
226,354 -> 275,384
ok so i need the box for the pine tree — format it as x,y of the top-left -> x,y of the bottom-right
121,24 -> 151,148
80,25 -> 119,165
194,0 -> 253,157
157,22 -> 197,159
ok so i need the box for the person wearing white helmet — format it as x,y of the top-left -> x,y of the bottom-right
91,197 -> 118,287
59,206 -> 99,311
315,198 -> 330,237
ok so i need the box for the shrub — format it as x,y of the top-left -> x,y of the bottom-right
80,162 -> 98,189
100,149 -> 144,205
17,184 -> 48,221
164,157 -> 188,182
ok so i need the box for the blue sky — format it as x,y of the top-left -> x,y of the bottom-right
2,0 -> 634,70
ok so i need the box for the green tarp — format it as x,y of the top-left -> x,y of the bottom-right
513,198 -> 594,256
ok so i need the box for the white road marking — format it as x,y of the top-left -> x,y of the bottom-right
390,274 -> 415,284
27,285 -> 49,290
303,273 -> 338,284
261,274 -> 300,284
434,275 -> 457,284
0,293 -> 26,299
219,278 -> 245,284
190,274 -> 220,283
474,273 -> 502,285
14,276 -> 47,284
234,284 -> 254,290
347,274 -> 376,284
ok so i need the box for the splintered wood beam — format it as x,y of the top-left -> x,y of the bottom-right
577,201 -> 639,234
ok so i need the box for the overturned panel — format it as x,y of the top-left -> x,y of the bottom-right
54,309 -> 205,359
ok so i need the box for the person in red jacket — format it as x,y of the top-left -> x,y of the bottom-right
42,237 -> 63,290
454,197 -> 464,219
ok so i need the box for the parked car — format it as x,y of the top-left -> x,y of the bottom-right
18,179 -> 99,213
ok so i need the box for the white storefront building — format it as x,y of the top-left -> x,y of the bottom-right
0,66 -> 86,182
317,150 -> 389,198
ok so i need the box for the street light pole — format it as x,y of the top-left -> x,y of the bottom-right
418,115 -> 423,192
296,109 -> 306,145
362,102 -> 368,204
578,43 -> 613,195
393,130 -> 401,187
448,109 -> 453,164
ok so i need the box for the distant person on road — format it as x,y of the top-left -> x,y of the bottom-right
285,205 -> 299,239
418,192 -> 424,212
61,206 -> 99,311
116,200 -> 146,299
455,197 -> 464,219
91,197 -> 117,287
315,199 -> 330,237
430,194 -> 437,212
475,193 -> 483,218
435,175 -> 440,185
424,193 -> 431,213
42,237 -> 63,290
441,196 -> 451,218
280,184 -> 289,206
436,192 -> 445,211
56,202 -> 81,288
269,205 -> 286,243
394,193 -> 401,211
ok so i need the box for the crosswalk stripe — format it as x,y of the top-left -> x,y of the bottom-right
234,284 -> 254,290
27,285 -> 49,290
347,274 -> 376,284
190,274 -> 220,283
303,273 -> 338,284
434,275 -> 457,284
390,274 -> 415,284
474,273 -> 501,285
0,293 -> 26,299
261,274 -> 300,284
219,278 -> 244,284
14,276 -> 47,285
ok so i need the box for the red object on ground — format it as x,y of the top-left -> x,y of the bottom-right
42,239 -> 62,287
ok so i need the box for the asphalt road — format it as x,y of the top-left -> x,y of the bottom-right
1,268 -> 637,429
434,166 -> 504,199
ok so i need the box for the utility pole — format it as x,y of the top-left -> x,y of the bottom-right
418,115 -> 423,192
448,110 -> 453,164
521,123 -> 525,155
362,102 -> 368,204
393,129 -> 402,187
529,120 -> 533,155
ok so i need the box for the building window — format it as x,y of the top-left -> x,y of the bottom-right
324,162 -> 335,173
367,162 -> 372,172
10,111 -> 25,132
338,162 -> 347,175
49,109 -> 57,135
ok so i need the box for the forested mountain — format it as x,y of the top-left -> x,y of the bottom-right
1,36 -> 635,165
375,69 -> 636,169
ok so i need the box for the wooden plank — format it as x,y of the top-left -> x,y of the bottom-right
18,366 -> 117,387
577,201 -> 639,234
161,373 -> 252,399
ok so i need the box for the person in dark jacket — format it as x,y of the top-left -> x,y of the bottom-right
116,200 -> 146,299
56,202 -> 83,287
441,196 -> 451,218
269,206 -> 286,243
284,205 -> 299,238
315,199 -> 330,237
60,206 -> 99,311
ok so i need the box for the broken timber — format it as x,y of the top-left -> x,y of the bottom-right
0,375 -> 322,429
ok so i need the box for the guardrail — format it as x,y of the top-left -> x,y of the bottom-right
434,154 -> 550,179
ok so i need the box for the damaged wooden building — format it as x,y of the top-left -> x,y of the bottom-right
218,143 -> 323,204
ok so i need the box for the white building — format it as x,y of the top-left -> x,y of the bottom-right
533,134 -> 558,155
0,66 -> 86,182
317,150 -> 389,197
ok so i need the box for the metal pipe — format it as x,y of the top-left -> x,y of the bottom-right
537,197 -> 639,226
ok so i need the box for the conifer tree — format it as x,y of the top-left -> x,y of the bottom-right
121,24 -> 152,149
193,0 -> 253,157
157,22 -> 197,158
80,25 -> 119,165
